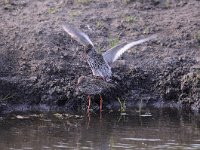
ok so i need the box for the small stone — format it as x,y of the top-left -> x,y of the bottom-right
29,76 -> 37,81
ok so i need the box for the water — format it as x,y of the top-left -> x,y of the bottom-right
0,108 -> 200,150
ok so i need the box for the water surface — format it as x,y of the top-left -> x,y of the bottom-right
0,108 -> 200,150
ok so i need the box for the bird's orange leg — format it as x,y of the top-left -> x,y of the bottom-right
87,95 -> 91,114
100,95 -> 103,112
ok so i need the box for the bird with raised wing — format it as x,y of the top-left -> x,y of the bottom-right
62,23 -> 157,112
63,23 -> 156,81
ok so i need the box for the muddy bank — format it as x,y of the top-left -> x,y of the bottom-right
0,0 -> 200,113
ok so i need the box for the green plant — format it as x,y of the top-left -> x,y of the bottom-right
124,15 -> 137,23
0,93 -> 15,101
97,47 -> 103,53
195,30 -> 200,43
117,97 -> 126,113
76,0 -> 93,5
138,99 -> 143,114
109,36 -> 120,48
48,7 -> 59,14
122,0 -> 132,4
143,27 -> 150,34
96,20 -> 103,29
69,10 -> 81,20
164,0 -> 171,8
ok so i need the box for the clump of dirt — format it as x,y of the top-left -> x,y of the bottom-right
0,0 -> 200,113
180,66 -> 200,111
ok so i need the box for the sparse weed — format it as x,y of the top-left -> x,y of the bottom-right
138,99 -> 143,114
69,10 -> 81,19
96,20 -> 104,29
122,0 -> 132,4
143,27 -> 150,34
97,47 -> 103,53
164,0 -> 171,8
48,7 -> 59,14
195,30 -> 200,44
76,0 -> 93,5
152,0 -> 160,5
124,15 -> 137,23
117,97 -> 126,113
109,36 -> 120,48
0,93 -> 15,101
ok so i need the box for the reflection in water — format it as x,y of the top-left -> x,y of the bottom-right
0,108 -> 200,150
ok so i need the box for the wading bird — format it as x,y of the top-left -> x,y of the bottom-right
62,23 -> 156,112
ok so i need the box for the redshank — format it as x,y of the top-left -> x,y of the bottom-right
62,23 -> 157,112
63,23 -> 156,81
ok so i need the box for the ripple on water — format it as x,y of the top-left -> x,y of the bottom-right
1,108 -> 200,150
53,144 -> 73,149
121,138 -> 162,142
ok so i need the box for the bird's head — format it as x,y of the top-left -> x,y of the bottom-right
84,44 -> 93,54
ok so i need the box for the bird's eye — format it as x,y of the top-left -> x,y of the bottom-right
85,45 -> 93,53
85,48 -> 90,53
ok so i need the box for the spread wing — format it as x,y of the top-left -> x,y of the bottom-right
62,23 -> 94,47
103,34 -> 157,65
102,42 -> 128,65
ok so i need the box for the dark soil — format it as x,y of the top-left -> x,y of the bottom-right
0,0 -> 200,113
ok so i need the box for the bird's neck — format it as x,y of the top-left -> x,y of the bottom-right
85,45 -> 94,54
86,48 -> 97,56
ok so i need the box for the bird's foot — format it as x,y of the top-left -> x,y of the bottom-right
100,95 -> 103,112
87,95 -> 91,114
87,95 -> 103,113
93,76 -> 104,80
93,76 -> 112,82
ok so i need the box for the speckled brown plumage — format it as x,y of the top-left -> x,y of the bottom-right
62,23 -> 157,82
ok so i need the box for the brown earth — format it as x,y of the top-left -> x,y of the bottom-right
0,0 -> 200,113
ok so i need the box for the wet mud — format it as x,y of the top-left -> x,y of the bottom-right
0,0 -> 200,113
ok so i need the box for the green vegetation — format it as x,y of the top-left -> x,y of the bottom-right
164,0 -> 171,8
195,30 -> 200,44
0,93 -> 15,101
117,97 -> 126,113
97,47 -> 104,53
124,15 -> 137,23
138,99 -> 143,114
143,27 -> 150,34
109,36 -> 120,48
69,10 -> 81,20
47,3 -> 63,14
96,20 -> 104,29
180,72 -> 200,104
48,7 -> 59,14
121,0 -> 132,4
76,0 -> 93,5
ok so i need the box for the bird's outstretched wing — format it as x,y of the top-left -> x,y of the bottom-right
103,34 -> 157,65
62,23 -> 94,47
102,42 -> 128,65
